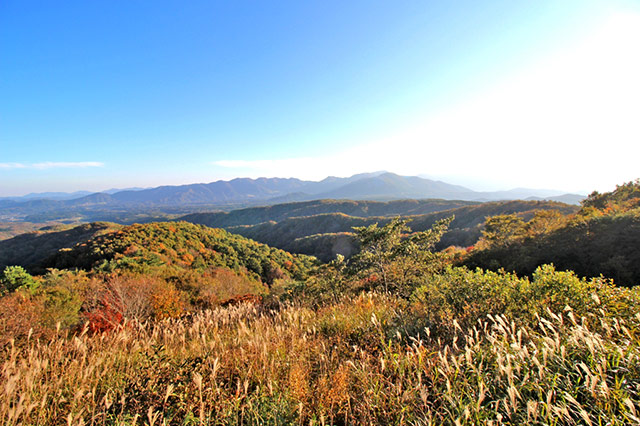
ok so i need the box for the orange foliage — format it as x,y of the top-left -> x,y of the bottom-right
151,282 -> 184,319
83,274 -> 185,325
0,292 -> 45,341
84,301 -> 124,334
181,252 -> 195,265
196,267 -> 265,307
123,245 -> 139,256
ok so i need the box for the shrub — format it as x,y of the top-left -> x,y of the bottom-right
83,274 -> 187,327
1,265 -> 39,293
39,285 -> 83,330
0,291 -> 45,341
411,265 -> 640,339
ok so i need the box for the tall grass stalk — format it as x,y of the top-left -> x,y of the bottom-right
2,296 -> 639,425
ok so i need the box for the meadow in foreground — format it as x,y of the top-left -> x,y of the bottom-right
3,266 -> 639,425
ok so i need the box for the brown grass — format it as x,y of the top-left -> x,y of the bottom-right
2,293 -> 639,425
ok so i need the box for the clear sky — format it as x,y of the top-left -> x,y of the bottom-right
1,0 -> 639,196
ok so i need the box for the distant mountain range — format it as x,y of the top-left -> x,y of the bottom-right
0,172 -> 585,222
0,187 -> 146,201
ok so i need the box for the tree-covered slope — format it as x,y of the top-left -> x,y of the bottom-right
229,213 -> 374,249
409,199 -> 578,247
43,221 -> 316,284
220,200 -> 578,261
0,222 -> 121,270
466,180 -> 640,286
181,198 -> 478,228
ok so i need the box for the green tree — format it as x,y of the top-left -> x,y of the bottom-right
305,254 -> 348,304
350,217 -> 452,296
1,266 -> 39,293
479,214 -> 527,249
526,209 -> 566,238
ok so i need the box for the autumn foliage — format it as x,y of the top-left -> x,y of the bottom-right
467,180 -> 640,286
0,182 -> 638,424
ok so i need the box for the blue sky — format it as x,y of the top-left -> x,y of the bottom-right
1,0 -> 639,196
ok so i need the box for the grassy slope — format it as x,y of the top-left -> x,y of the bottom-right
1,188 -> 638,424
3,268 -> 638,425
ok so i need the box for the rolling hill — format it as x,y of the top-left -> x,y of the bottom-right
180,198 -> 479,228
183,199 -> 579,261
43,221 -> 316,284
0,222 -> 122,271
1,221 -> 316,286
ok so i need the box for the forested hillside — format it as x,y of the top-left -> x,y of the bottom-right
181,198 -> 478,227
194,200 -> 578,261
44,221 -> 315,284
466,180 -> 640,286
0,222 -> 121,270
0,221 -> 316,343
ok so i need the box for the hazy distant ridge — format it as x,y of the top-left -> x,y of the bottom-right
0,172 -> 586,222
2,172 -> 585,206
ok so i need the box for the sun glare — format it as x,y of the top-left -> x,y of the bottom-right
382,11 -> 640,191
210,12 -> 640,192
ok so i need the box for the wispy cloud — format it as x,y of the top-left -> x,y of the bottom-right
0,163 -> 27,169
0,161 -> 104,170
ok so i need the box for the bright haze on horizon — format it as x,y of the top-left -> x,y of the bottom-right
1,0 -> 639,196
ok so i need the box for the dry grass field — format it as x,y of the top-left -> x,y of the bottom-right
3,290 -> 639,425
